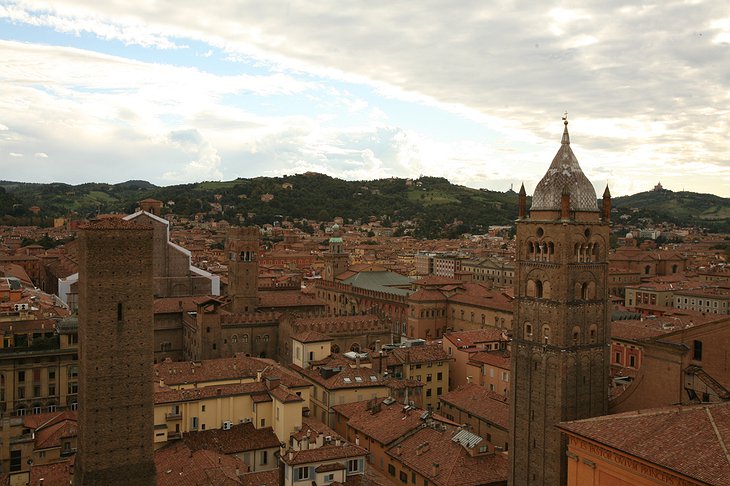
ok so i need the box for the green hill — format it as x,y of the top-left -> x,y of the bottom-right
613,189 -> 730,231
1,176 -> 728,236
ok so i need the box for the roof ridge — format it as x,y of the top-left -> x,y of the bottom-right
705,407 -> 730,468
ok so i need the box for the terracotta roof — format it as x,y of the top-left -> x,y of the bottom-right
439,384 -> 510,430
389,344 -> 450,365
291,329 -> 333,343
269,386 -> 304,403
155,382 -> 267,405
558,402 -> 730,485
258,290 -> 324,308
281,443 -> 367,466
35,419 -> 77,450
443,329 -> 506,348
155,441 -> 247,486
467,350 -> 510,369
183,422 -> 281,454
333,398 -> 426,445
154,355 -> 310,388
154,296 -> 201,314
387,426 -> 509,486
240,469 -> 279,486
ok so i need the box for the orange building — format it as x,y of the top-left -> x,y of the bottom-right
558,402 -> 730,485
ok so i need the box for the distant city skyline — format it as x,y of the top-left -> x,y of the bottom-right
1,1 -> 729,197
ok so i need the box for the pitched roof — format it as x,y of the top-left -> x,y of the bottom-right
183,422 -> 281,454
333,398 -> 425,445
558,402 -> 730,485
155,441 -> 246,486
443,329 -> 506,348
281,444 -> 367,466
387,426 -> 508,486
439,384 -> 510,430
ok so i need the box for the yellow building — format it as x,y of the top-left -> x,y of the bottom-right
290,352 -> 423,428
152,355 -> 311,451
372,344 -> 451,411
0,316 -> 79,474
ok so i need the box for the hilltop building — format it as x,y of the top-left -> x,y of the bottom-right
509,119 -> 610,485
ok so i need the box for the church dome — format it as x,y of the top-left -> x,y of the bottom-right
530,119 -> 598,212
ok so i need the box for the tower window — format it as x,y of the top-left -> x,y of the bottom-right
693,340 -> 702,361
117,302 -> 123,322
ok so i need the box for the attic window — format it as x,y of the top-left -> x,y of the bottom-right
355,377 -> 363,383
343,378 -> 352,383
370,376 -> 377,381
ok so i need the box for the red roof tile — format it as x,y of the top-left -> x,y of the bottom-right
558,402 -> 730,485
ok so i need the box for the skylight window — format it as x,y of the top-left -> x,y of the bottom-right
355,376 -> 363,382
343,377 -> 352,383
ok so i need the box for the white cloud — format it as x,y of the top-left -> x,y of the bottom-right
34,152 -> 48,157
0,1 -> 728,196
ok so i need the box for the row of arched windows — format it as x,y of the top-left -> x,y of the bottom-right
575,242 -> 600,262
524,322 -> 599,345
528,241 -> 555,262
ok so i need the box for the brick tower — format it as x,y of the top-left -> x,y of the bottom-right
77,219 -> 156,486
509,118 -> 610,485
322,224 -> 348,282
227,226 -> 260,313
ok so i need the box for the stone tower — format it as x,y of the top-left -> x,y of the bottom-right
322,224 -> 348,282
77,219 -> 156,486
227,226 -> 260,313
509,118 -> 610,485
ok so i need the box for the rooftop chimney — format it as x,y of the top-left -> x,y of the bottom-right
431,463 -> 439,477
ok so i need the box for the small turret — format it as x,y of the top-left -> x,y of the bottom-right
602,185 -> 611,222
518,183 -> 527,219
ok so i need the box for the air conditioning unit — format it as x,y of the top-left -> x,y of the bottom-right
324,435 -> 332,443
222,421 -> 233,430
242,418 -> 252,424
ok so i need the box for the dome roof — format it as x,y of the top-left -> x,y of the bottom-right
530,120 -> 598,212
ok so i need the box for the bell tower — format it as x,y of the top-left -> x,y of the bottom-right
227,226 -> 260,313
509,117 -> 610,485
322,224 -> 348,282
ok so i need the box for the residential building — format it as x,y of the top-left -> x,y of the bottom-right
439,383 -> 509,451
442,329 -> 508,390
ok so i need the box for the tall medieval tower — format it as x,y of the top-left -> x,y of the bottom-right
509,118 -> 610,485
227,226 -> 260,313
77,219 -> 156,486
322,223 -> 348,282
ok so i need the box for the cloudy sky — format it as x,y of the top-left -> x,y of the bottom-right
1,1 -> 729,197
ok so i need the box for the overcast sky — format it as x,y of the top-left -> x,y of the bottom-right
1,1 -> 729,197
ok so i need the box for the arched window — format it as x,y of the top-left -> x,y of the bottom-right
526,280 -> 536,297
263,335 -> 270,342
242,334 -> 249,343
68,366 -> 78,378
231,335 -> 238,344
589,325 -> 597,344
535,280 -> 543,298
572,326 -> 581,344
542,325 -> 551,344
525,322 -> 533,339
350,343 -> 360,352
331,344 -> 340,354
581,282 -> 589,300
672,264 -> 678,274
644,265 -> 651,275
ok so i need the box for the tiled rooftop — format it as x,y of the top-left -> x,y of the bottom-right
183,422 -> 281,454
439,383 -> 509,430
558,402 -> 730,485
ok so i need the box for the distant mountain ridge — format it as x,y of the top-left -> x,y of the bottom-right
0,175 -> 727,235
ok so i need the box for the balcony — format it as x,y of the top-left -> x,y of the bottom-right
165,412 -> 182,420
167,431 -> 181,440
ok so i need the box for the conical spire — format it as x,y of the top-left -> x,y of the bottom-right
603,185 -> 611,198
530,116 -> 598,212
